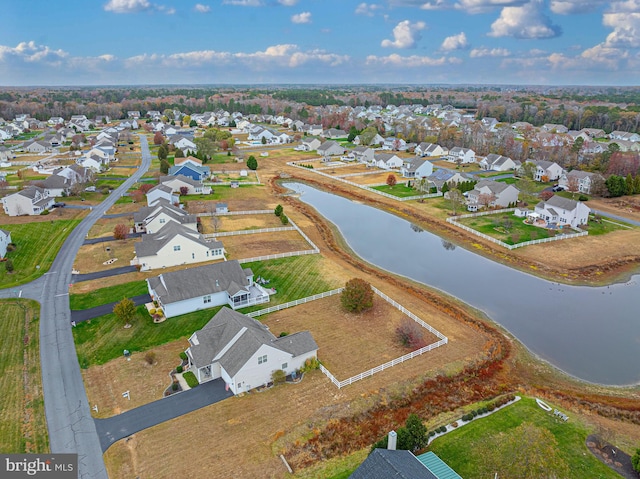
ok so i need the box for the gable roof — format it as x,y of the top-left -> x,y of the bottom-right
133,200 -> 196,225
349,449 -> 437,479
544,194 -> 580,212
415,452 -> 463,479
159,174 -> 201,188
134,221 -> 221,258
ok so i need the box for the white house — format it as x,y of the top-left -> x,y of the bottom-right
401,158 -> 434,178
0,229 -> 11,258
42,174 -> 72,198
132,222 -> 224,271
558,170 -> 604,195
159,175 -> 212,195
523,160 -> 564,182
133,200 -> 198,234
146,184 -> 179,206
147,260 -> 270,318
447,147 -> 476,164
534,195 -> 590,228
23,140 -> 51,154
466,180 -> 520,211
415,142 -> 446,157
382,137 -> 407,151
297,137 -> 321,152
185,308 -> 318,394
478,154 -> 516,171
354,133 -> 384,146
352,146 -> 375,164
317,140 -> 345,158
169,135 -> 197,154
374,153 -> 403,170
1,186 -> 54,216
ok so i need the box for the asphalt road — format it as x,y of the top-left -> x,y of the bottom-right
94,378 -> 233,452
83,232 -> 142,245
71,265 -> 138,283
591,209 -> 640,227
71,294 -> 152,323
0,134 -> 152,479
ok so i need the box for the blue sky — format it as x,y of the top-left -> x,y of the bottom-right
1,0 -> 639,86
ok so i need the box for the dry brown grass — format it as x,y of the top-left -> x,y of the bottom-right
346,172 -> 402,185
224,230 -> 313,261
587,197 -> 640,223
73,240 -> 136,273
0,207 -> 87,224
83,342 -> 187,418
105,203 -> 141,215
186,187 -> 276,214
260,148 -> 318,162
323,164 -> 370,175
87,217 -> 133,239
200,213 -> 283,234
262,294 -> 439,379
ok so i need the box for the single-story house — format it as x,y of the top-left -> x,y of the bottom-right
317,140 -> 345,158
534,195 -> 590,228
415,142 -> 446,157
134,200 -> 198,234
297,137 -> 321,152
427,170 -> 474,192
147,260 -> 270,318
558,170 -> 604,194
0,229 -> 11,258
146,184 -> 180,206
374,153 -> 403,170
401,158 -> 434,178
185,308 -> 318,394
323,128 -> 347,139
23,140 -> 51,154
159,174 -> 212,195
1,186 -> 54,216
466,180 -> 520,211
478,154 -> 516,171
352,146 -> 375,164
132,222 -> 224,271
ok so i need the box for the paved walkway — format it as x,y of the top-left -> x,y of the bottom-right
71,265 -> 138,283
94,378 -> 233,452
71,294 -> 152,323
83,232 -> 142,245
103,212 -> 134,219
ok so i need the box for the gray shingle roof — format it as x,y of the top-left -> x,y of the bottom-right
133,200 -> 196,226
134,221 -> 221,258
159,174 -> 201,188
349,449 -> 437,479
148,260 -> 250,304
545,194 -> 579,211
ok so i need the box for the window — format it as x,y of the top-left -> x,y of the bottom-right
203,295 -> 211,304
173,245 -> 181,251
192,253 -> 195,259
159,218 -> 166,224
258,355 -> 267,365
281,363 -> 288,370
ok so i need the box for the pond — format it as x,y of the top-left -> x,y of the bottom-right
285,182 -> 640,386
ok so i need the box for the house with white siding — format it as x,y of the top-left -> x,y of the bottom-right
558,170 -> 604,195
159,175 -> 211,195
147,260 -> 270,318
478,154 -> 516,171
466,180 -> 520,211
447,147 -> 476,164
133,199 -> 198,234
146,184 -> 180,206
415,142 -> 446,157
131,222 -> 224,271
317,140 -> 345,158
522,160 -> 564,182
2,186 -> 54,216
0,229 -> 11,258
401,158 -> 434,178
374,153 -> 403,170
534,195 -> 590,228
185,308 -> 318,394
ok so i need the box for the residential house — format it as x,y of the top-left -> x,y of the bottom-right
558,170 -> 604,194
77,155 -> 104,172
352,146 -> 375,164
159,175 -> 212,195
169,135 -> 197,154
132,222 -> 224,271
447,147 -> 476,164
478,154 -> 516,171
146,184 -> 179,206
382,137 -> 407,151
2,186 -> 54,216
323,128 -> 347,139
523,160 -> 564,182
374,153 -> 403,170
42,174 -> 72,197
541,123 -> 569,134
118,119 -> 139,130
349,448 -> 462,479
610,140 -> 640,152
127,111 -> 141,119
401,158 -> 433,178
185,308 -> 318,394
23,140 -> 51,154
133,200 -> 197,234
317,140 -> 345,158
168,162 -> 211,181
466,180 -> 519,211
0,146 -> 14,162
147,260 -> 270,318
353,133 -> 384,147
415,142 -> 446,157
297,137 -> 321,152
534,195 -> 590,227
0,229 -> 11,258
610,130 -> 640,142
580,128 -> 606,139
428,170 -> 474,192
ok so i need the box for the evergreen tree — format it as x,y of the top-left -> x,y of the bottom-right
247,155 -> 258,170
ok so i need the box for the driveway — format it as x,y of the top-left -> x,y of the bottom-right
83,232 -> 142,245
94,378 -> 233,452
591,209 -> 640,227
71,294 -> 152,323
71,265 -> 138,283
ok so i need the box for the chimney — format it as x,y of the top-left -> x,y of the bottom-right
388,430 -> 397,450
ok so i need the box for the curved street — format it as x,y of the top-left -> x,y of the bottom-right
0,135 -> 152,479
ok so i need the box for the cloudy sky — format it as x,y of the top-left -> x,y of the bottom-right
1,0 -> 639,86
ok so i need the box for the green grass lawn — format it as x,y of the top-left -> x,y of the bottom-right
69,280 -> 149,310
372,184 -> 421,198
0,299 -> 49,453
457,213 -> 552,245
495,177 -> 518,184
586,215 -> 633,235
477,171 -> 512,178
429,396 -> 619,479
0,219 -> 81,287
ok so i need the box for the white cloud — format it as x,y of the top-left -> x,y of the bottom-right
550,0 -> 606,14
454,0 -> 528,14
489,0 -> 562,39
355,3 -> 383,16
441,32 -> 469,51
608,0 -> 640,12
469,47 -> 510,57
291,12 -> 312,24
603,12 -> 640,47
381,20 -> 426,49
420,0 -> 451,9
278,0 -> 298,5
194,3 -> 211,13
366,53 -> 461,66
104,0 -> 152,13
0,41 -> 68,64
221,0 -> 263,5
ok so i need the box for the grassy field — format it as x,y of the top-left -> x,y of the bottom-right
429,396 -> 619,479
586,215 -> 632,235
457,213 -> 553,244
0,300 -> 49,453
69,280 -> 148,310
0,219 -> 81,287
372,184 -> 421,198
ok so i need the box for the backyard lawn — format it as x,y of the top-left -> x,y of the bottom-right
0,299 -> 49,453
372,184 -> 422,198
457,213 -> 553,245
429,396 -> 620,479
0,219 -> 81,287
70,280 -> 148,310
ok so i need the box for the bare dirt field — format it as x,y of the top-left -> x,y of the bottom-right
346,171 -> 403,186
73,240 -> 136,273
223,230 -> 313,261
262,294 -> 440,379
588,197 -> 640,223
200,213 -> 282,234
321,164 -> 370,176
83,341 -> 187,419
186,187 -> 276,214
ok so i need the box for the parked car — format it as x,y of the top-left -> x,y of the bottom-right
52,202 -> 66,208
85,186 -> 96,192
551,185 -> 564,192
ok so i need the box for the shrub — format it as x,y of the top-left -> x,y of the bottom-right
274,204 -> 283,217
144,351 -> 156,365
179,352 -> 188,361
279,332 -> 289,337
171,382 -> 179,391
5,259 -> 14,273
487,403 -> 496,412
471,410 -> 478,417
113,223 -> 129,240
149,308 -> 156,315
280,214 -> 289,225
40,210 -> 50,215
438,426 -> 447,433
6,243 -> 16,252
579,194 -> 589,201
176,365 -> 183,373
429,430 -> 436,437
395,317 -> 427,349
272,369 -> 286,385
341,278 -> 374,313
451,421 -> 458,428
631,448 -> 640,473
183,371 -> 199,388
300,357 -> 320,373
